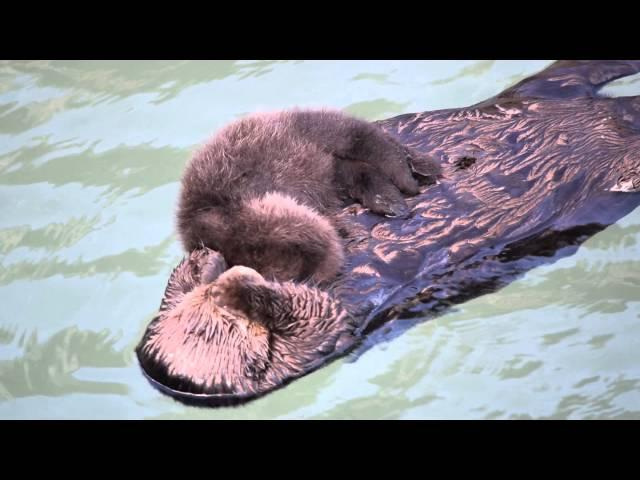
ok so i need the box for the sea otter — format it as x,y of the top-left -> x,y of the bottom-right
176,109 -> 441,284
138,109 -> 440,403
137,60 -> 640,406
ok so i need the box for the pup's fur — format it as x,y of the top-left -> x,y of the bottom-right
176,109 -> 440,283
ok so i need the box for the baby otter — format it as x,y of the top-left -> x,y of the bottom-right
176,108 -> 440,284
137,247 -> 357,401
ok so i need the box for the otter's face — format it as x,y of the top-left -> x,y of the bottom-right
137,261 -> 357,404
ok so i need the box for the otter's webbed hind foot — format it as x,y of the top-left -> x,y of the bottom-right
331,118 -> 440,218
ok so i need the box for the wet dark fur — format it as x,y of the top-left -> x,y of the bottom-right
176,109 -> 440,283
139,60 -> 640,406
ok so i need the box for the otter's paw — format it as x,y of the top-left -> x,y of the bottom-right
364,190 -> 410,218
382,160 -> 421,196
196,250 -> 228,284
405,149 -> 442,186
337,161 -> 411,218
211,266 -> 269,315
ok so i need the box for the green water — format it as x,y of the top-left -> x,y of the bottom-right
1,60 -> 639,419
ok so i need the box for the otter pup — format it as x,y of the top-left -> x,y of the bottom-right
137,247 -> 357,402
176,109 -> 440,284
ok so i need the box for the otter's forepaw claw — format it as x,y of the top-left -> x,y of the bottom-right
385,202 -> 410,218
368,194 -> 410,218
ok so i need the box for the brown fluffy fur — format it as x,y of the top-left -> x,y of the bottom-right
176,108 -> 440,283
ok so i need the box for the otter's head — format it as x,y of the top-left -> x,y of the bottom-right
136,258 -> 358,405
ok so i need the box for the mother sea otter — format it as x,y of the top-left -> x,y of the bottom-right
137,60 -> 640,406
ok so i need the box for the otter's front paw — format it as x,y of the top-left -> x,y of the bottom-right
405,149 -> 442,186
211,266 -> 268,314
365,191 -> 410,218
197,250 -> 228,284
337,161 -> 411,218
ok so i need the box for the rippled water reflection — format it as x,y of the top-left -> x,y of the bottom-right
1,60 -> 639,419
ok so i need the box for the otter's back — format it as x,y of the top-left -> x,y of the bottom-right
181,110 -> 344,215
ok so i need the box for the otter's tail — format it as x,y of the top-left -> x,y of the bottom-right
236,192 -> 344,283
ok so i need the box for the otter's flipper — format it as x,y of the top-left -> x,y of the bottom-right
334,125 -> 432,195
489,60 -> 640,102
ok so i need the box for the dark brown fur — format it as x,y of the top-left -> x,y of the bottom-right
176,109 -> 440,283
